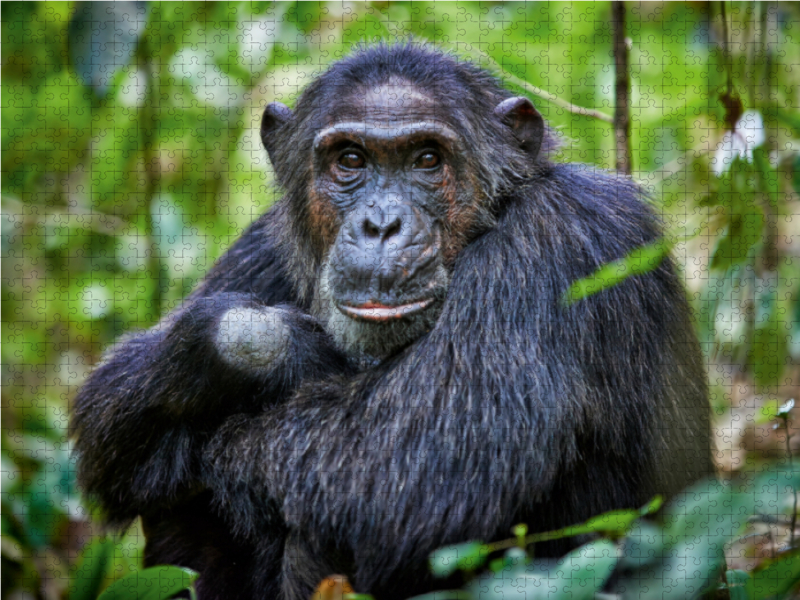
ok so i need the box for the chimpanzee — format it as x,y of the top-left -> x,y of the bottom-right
71,43 -> 713,600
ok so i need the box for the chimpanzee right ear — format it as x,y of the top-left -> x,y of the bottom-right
494,97 -> 544,160
261,102 -> 294,167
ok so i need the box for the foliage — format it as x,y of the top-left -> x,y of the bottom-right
420,477 -> 800,599
96,567 -> 198,600
2,2 -> 799,599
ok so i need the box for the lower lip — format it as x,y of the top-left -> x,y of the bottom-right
337,299 -> 434,322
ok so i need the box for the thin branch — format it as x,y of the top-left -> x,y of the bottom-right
476,52 -> 613,123
612,0 -> 632,175
721,1 -> 733,98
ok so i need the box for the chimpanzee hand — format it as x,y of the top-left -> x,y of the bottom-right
212,303 -> 354,384
215,305 -> 294,375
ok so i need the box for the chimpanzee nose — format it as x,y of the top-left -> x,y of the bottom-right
362,208 -> 404,244
355,205 -> 414,246
338,203 -> 436,296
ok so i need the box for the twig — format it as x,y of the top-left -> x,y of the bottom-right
721,1 -> 733,99
612,0 -> 632,175
476,51 -> 613,123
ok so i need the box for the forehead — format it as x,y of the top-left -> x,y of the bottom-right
363,82 -> 434,114
331,78 -> 443,124
314,79 -> 460,151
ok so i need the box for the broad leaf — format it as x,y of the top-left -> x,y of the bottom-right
97,566 -> 198,600
69,538 -> 115,600
430,541 -> 488,578
745,552 -> 800,599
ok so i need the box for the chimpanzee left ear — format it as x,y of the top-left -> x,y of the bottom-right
494,97 -> 544,160
261,102 -> 294,168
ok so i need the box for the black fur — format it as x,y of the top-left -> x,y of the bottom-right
71,208 -> 355,598
71,43 -> 712,600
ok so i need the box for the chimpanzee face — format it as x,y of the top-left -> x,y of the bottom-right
312,84 -> 458,319
308,84 -> 457,359
261,76 -> 543,360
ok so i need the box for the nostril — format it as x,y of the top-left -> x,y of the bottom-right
384,218 -> 402,240
364,220 -> 381,239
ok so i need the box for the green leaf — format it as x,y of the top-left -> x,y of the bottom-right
710,208 -> 764,271
617,479 -> 750,600
97,566 -> 198,600
725,569 -> 750,600
662,479 -> 749,543
756,399 -> 781,424
488,547 -> 530,574
619,520 -> 665,570
745,552 -> 800,599
468,569 -> 556,600
776,108 -> 800,136
639,495 -> 663,515
564,238 -> 672,305
750,283 -> 790,388
69,538 -> 115,600
429,541 -> 488,578
753,463 -> 800,521
753,147 -> 779,208
90,108 -> 141,209
554,539 -> 619,600
567,509 -> 640,536
616,542 -> 720,599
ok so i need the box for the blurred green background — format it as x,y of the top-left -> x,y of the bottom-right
2,2 -> 800,598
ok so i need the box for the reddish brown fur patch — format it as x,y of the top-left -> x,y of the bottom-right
306,187 -> 340,252
440,165 -> 486,264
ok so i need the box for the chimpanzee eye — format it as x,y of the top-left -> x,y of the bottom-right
413,152 -> 441,170
338,152 -> 366,169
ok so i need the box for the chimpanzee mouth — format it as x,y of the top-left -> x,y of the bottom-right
336,298 -> 435,322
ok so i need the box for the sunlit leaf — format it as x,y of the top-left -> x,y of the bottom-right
756,399 -> 782,424
97,566 -> 198,600
564,239 -> 672,305
70,538 -> 115,600
574,510 -> 639,536
639,495 -> 663,515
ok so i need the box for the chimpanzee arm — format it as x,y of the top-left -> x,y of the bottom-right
70,208 -> 353,525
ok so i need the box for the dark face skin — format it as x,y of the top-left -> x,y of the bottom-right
262,80 -> 543,360
308,84 -> 462,360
